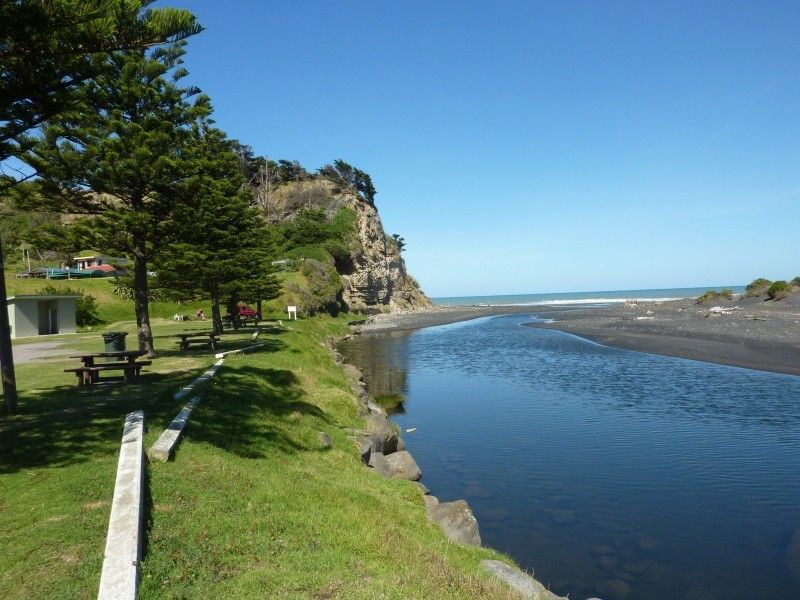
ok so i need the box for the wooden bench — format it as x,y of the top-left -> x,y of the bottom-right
175,332 -> 219,351
65,361 -> 152,386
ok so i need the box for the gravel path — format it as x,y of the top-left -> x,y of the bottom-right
13,341 -> 79,364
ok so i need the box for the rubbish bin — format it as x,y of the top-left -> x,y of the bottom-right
102,331 -> 127,361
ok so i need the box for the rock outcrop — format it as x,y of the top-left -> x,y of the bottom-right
337,190 -> 431,311
270,179 -> 431,312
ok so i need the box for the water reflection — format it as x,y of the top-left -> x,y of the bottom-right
338,330 -> 411,414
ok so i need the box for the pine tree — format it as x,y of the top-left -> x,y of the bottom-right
24,42 -> 208,356
0,0 -> 200,412
153,124 -> 279,335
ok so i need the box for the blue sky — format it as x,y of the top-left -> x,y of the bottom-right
160,1 -> 800,297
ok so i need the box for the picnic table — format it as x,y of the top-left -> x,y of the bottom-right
175,331 -> 219,351
65,350 -> 151,386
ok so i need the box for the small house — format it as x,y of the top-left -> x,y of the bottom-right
72,250 -> 130,271
6,295 -> 78,339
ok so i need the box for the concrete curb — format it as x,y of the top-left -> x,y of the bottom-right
214,343 -> 264,360
174,359 -> 224,401
147,396 -> 202,462
98,411 -> 145,600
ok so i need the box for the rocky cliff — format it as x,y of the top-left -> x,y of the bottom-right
268,179 -> 431,313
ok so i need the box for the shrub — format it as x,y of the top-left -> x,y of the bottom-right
35,285 -> 102,326
744,278 -> 772,297
767,280 -> 791,300
286,258 -> 343,316
696,289 -> 733,304
110,275 -> 160,301
791,276 -> 800,287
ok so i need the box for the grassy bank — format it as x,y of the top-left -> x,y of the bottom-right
0,315 -> 521,598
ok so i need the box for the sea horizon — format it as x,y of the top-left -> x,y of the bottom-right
433,285 -> 746,307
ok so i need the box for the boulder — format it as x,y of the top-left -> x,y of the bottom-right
351,433 -> 380,463
480,560 -> 568,600
366,415 -> 399,454
396,436 -> 406,451
426,498 -> 481,546
415,482 -> 430,495
318,431 -> 333,449
366,400 -> 387,417
384,450 -> 422,481
368,451 -> 393,477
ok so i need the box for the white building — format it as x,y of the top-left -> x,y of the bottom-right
6,295 -> 78,339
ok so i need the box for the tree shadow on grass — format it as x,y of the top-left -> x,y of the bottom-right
0,371 -> 195,474
0,343 -> 292,473
182,365 -> 329,459
150,338 -> 285,361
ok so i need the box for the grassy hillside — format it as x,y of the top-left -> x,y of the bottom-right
0,314 -> 523,599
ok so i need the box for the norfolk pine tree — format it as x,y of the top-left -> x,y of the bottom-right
154,124 -> 279,335
24,42 -> 208,356
0,0 -> 200,412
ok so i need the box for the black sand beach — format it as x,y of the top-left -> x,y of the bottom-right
354,295 -> 800,376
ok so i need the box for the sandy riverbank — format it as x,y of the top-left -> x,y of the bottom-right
354,295 -> 800,376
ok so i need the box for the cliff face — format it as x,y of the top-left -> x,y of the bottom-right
270,179 -> 431,312
339,190 -> 431,312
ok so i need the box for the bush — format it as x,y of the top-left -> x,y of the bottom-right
696,289 -> 733,304
767,280 -> 791,300
791,276 -> 800,287
744,278 -> 772,297
35,285 -> 102,326
286,258 -> 343,316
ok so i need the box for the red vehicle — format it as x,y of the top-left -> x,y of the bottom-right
224,304 -> 258,320
237,304 -> 258,318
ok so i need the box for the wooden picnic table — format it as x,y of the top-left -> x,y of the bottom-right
175,331 -> 219,351
65,350 -> 150,386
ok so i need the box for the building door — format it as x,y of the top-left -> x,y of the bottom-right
37,301 -> 58,335
49,306 -> 59,334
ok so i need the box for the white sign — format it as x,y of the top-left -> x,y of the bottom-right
287,305 -> 297,320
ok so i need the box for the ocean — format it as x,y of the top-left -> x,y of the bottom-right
339,307 -> 800,600
433,286 -> 745,307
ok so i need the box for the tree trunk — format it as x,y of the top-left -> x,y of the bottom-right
132,246 -> 156,357
211,286 -> 223,335
256,299 -> 262,320
0,236 -> 18,415
227,293 -> 241,328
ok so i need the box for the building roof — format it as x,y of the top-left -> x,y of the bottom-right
7,295 -> 80,303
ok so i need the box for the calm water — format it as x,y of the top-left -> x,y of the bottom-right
340,314 -> 800,600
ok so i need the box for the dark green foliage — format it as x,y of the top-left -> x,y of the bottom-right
791,276 -> 800,287
318,159 -> 376,205
696,289 -> 733,304
744,278 -> 772,297
767,280 -> 791,300
152,124 -> 279,333
0,0 -> 201,166
288,258 -> 343,316
269,208 -> 358,266
35,284 -> 102,326
23,36 -> 208,353
276,160 -> 310,183
391,234 -> 406,253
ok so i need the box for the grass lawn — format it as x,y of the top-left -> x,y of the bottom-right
0,315 -> 522,599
